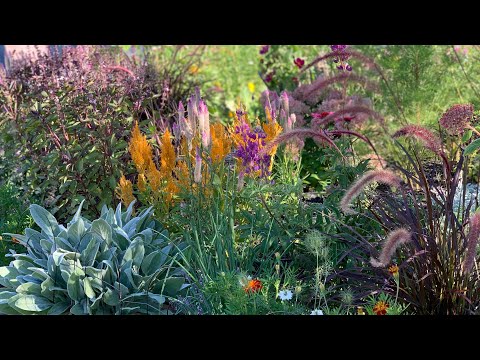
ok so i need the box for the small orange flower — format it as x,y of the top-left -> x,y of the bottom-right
244,279 -> 262,294
373,301 -> 389,315
388,265 -> 399,276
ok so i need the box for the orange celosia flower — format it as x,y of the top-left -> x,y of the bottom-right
165,177 -> 179,204
129,121 -> 154,174
262,108 -> 283,172
373,301 -> 389,315
210,123 -> 232,165
160,128 -> 176,176
146,161 -> 162,192
116,175 -> 136,207
137,173 -> 147,192
244,279 -> 262,294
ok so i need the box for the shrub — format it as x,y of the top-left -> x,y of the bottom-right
0,201 -> 188,315
0,45 -> 204,222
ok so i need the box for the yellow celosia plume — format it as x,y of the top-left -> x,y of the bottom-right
129,121 -> 154,174
116,174 -> 136,208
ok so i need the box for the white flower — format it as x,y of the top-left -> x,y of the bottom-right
278,289 -> 293,301
310,309 -> 324,315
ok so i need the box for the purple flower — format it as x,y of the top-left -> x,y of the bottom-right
331,45 -> 352,72
259,45 -> 270,55
294,57 -> 305,69
234,114 -> 271,178
265,72 -> 274,83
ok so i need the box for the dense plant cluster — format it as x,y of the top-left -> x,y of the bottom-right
2,45 -> 480,315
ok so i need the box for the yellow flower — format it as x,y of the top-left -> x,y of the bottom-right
262,108 -> 283,172
160,128 -> 176,176
129,121 -> 154,174
116,175 -> 136,208
210,123 -> 232,165
388,265 -> 399,277
228,111 -> 235,118
247,82 -> 255,93
189,64 -> 199,74
146,161 -> 162,192
137,173 -> 147,192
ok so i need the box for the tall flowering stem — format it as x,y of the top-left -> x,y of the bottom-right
339,169 -> 402,215
370,228 -> 412,268
464,212 -> 480,273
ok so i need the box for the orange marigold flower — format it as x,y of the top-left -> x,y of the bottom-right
116,175 -> 136,207
388,265 -> 399,276
244,279 -> 262,294
373,301 -> 389,315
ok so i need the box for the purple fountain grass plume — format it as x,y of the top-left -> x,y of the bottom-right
313,106 -> 386,128
260,128 -> 344,160
340,169 -> 402,215
463,212 -> 480,273
439,104 -> 474,136
392,125 -> 450,172
370,228 -> 412,268
302,73 -> 380,101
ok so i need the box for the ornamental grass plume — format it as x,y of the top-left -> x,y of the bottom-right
392,125 -> 450,172
313,106 -> 386,128
463,212 -> 480,273
370,228 -> 412,268
439,104 -> 475,136
339,169 -> 402,215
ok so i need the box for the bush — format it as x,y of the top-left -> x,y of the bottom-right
0,201 -> 188,315
0,45 -> 204,222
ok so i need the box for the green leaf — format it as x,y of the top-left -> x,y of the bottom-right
83,277 -> 96,299
81,237 -> 100,267
121,237 -> 145,268
47,301 -> 71,315
13,294 -> 53,312
464,138 -> 480,156
16,282 -> 43,295
67,217 -> 86,246
462,129 -> 473,143
91,218 -> 113,245
29,204 -> 59,239
67,270 -> 85,302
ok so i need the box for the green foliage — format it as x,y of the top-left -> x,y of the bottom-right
0,201 -> 187,315
202,272 -> 306,315
0,183 -> 34,266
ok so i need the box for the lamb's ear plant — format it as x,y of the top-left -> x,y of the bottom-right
0,200 -> 188,315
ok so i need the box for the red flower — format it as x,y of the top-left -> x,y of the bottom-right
312,111 -> 334,119
244,279 -> 262,294
294,57 -> 305,69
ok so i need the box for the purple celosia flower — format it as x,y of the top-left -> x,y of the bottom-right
259,45 -> 270,55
